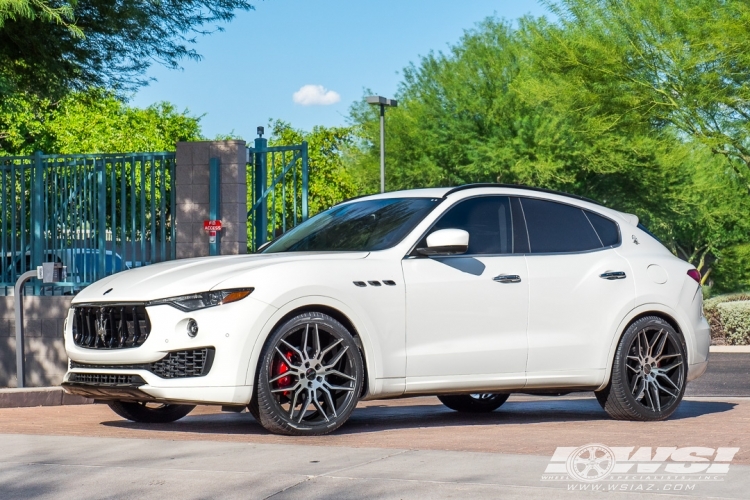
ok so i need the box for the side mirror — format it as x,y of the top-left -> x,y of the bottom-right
417,228 -> 469,256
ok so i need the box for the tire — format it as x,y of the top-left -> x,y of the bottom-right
597,316 -> 687,421
251,312 -> 364,436
438,393 -> 509,413
108,401 -> 195,423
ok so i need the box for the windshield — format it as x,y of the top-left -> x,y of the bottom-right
262,198 -> 440,253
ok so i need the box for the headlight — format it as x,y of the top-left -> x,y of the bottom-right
148,288 -> 254,311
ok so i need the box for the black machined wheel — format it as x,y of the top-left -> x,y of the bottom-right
597,316 -> 687,421
251,312 -> 364,436
438,393 -> 509,413
108,401 -> 195,423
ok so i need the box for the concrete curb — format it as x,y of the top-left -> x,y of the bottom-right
0,387 -> 92,408
710,345 -> 750,353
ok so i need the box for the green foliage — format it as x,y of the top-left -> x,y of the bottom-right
0,89 -> 203,155
347,12 -> 750,292
0,0 -> 254,99
702,294 -> 750,344
712,244 -> 750,295
267,120 -> 359,216
717,301 -> 750,345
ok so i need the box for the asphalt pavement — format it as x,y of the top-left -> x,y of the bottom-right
686,353 -> 750,397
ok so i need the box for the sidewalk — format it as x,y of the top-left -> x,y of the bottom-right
0,387 -> 91,408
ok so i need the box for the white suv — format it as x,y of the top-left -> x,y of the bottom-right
62,185 -> 710,435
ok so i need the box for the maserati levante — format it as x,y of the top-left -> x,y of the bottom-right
62,185 -> 710,435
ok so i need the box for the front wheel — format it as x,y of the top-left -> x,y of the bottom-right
108,401 -> 195,423
597,316 -> 687,421
438,393 -> 509,413
251,312 -> 364,436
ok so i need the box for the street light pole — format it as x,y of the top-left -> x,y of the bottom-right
366,96 -> 398,193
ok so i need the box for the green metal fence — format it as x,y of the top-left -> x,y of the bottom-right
0,151 -> 176,294
248,133 -> 309,251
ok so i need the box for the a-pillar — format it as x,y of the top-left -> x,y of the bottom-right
174,141 -> 248,258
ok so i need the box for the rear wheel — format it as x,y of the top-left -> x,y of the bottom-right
597,316 -> 687,421
108,401 -> 195,423
438,393 -> 509,413
251,312 -> 364,436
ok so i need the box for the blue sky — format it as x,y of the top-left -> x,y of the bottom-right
131,0 -> 549,140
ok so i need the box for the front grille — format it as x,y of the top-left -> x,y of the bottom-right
72,305 -> 150,349
69,347 -> 215,379
68,373 -> 146,386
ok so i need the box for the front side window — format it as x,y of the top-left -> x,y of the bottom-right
520,198 -> 603,253
419,196 -> 514,255
262,198 -> 440,253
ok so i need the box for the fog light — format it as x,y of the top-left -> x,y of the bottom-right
187,319 -> 199,337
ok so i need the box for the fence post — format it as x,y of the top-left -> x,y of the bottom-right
253,135 -> 268,250
301,141 -> 309,221
97,159 -> 106,279
31,152 -> 44,292
209,157 -> 221,256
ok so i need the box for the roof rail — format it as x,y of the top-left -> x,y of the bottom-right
443,183 -> 603,206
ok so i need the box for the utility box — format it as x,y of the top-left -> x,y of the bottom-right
37,262 -> 67,283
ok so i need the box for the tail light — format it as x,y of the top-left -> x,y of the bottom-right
687,269 -> 701,284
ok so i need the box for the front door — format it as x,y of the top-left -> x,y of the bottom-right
402,196 -> 529,393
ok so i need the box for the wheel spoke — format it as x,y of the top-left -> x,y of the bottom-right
650,383 -> 661,411
297,391 -> 310,423
278,340 -> 304,362
323,369 -> 356,381
656,353 -> 682,363
631,374 -> 644,398
271,381 -> 300,393
625,363 -> 639,373
324,382 -> 355,392
270,371 -> 299,384
319,338 -> 343,361
274,347 -> 299,368
652,329 -> 667,358
320,387 -> 338,418
659,360 -> 683,373
312,392 -> 329,422
642,381 -> 653,409
301,323 -> 310,354
654,379 -> 677,399
324,345 -> 349,369
313,324 -> 321,359
656,372 -> 681,391
288,389 -> 301,419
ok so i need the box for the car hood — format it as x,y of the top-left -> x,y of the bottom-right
72,252 -> 369,303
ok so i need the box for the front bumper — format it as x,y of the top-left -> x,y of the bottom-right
62,296 -> 272,405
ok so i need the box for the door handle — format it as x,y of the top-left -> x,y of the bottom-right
493,274 -> 521,283
600,271 -> 627,280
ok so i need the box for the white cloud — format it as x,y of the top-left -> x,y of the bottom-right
292,84 -> 341,106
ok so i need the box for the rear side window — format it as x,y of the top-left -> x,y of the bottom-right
520,198 -> 602,253
585,211 -> 620,247
425,196 -> 513,254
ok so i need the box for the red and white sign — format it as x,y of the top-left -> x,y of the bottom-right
203,220 -> 222,232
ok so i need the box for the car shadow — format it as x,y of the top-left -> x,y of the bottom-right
100,396 -> 736,436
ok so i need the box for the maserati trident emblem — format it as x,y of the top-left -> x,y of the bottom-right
95,311 -> 108,344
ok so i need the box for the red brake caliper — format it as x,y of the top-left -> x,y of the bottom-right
274,351 -> 294,396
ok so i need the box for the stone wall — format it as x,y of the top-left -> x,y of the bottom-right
175,140 -> 248,257
0,296 -> 72,387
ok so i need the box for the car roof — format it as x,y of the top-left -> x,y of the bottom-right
347,184 -> 637,226
352,184 -> 601,206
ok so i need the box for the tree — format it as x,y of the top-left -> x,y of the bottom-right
348,16 -> 750,290
0,0 -> 254,99
0,88 -> 202,155
528,0 -> 750,191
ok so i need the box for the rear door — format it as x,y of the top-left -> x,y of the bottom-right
519,197 -> 635,387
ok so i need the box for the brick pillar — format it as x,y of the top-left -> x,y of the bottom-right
175,141 -> 248,258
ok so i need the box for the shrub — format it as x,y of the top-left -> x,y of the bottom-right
704,293 -> 750,345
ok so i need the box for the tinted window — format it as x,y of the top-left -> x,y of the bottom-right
422,196 -> 513,255
263,198 -> 439,252
585,211 -> 620,247
520,198 -> 602,253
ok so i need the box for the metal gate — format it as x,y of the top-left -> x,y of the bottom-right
248,131 -> 309,251
0,151 -> 176,294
